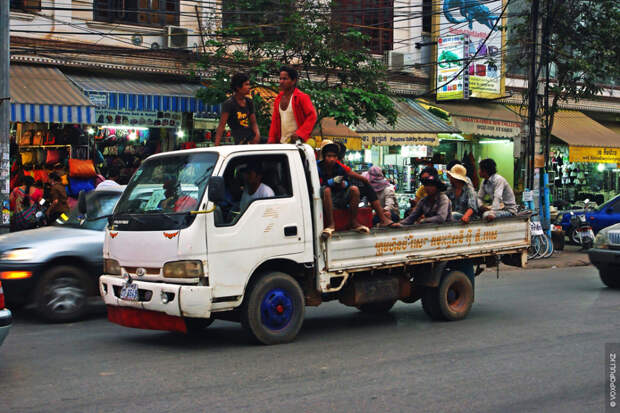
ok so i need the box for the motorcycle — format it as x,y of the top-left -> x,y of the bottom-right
568,199 -> 595,249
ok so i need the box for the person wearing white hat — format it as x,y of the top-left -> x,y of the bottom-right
446,164 -> 478,223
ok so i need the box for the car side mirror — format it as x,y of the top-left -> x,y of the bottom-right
207,176 -> 226,204
78,191 -> 87,214
607,208 -> 613,214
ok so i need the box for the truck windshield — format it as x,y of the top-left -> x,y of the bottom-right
113,152 -> 218,231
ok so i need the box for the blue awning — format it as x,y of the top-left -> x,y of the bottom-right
9,65 -> 95,123
66,73 -> 219,114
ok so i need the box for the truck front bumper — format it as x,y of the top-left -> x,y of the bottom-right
99,275 -> 213,332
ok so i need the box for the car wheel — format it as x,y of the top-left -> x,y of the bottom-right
241,272 -> 305,345
35,266 -> 89,322
600,268 -> 620,289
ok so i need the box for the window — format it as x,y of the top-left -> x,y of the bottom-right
221,0 -> 293,40
10,0 -> 41,12
422,0 -> 432,33
94,0 -> 179,27
215,154 -> 293,226
332,0 -> 394,55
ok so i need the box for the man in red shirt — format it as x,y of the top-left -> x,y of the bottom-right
268,66 -> 317,144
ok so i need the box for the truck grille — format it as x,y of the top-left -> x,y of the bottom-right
609,231 -> 620,246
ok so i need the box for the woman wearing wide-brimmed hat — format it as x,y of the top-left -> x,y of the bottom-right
446,164 -> 479,224
399,167 -> 452,226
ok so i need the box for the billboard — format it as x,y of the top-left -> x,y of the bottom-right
435,0 -> 505,100
436,35 -> 470,101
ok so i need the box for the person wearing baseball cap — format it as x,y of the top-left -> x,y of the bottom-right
446,163 -> 478,223
399,167 -> 452,226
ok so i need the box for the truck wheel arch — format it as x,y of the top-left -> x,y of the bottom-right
243,259 -> 308,299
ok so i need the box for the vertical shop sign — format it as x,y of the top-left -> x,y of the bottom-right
436,35 -> 470,101
436,0 -> 505,99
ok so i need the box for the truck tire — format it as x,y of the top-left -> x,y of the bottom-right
241,272 -> 305,345
438,271 -> 474,321
421,287 -> 442,320
358,300 -> 396,314
185,317 -> 215,334
422,271 -> 474,321
35,265 -> 89,323
600,268 -> 620,289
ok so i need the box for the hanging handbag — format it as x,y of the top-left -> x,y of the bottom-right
69,158 -> 97,178
44,131 -> 56,145
21,151 -> 34,165
32,131 -> 44,146
19,130 -> 33,146
46,149 -> 61,165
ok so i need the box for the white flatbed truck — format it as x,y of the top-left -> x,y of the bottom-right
99,144 -> 529,344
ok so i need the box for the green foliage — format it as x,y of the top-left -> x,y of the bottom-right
197,0 -> 397,136
507,0 -> 620,132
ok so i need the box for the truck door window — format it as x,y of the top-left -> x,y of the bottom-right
215,154 -> 293,226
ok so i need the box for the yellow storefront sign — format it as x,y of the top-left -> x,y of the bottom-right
569,146 -> 620,164
314,136 -> 363,151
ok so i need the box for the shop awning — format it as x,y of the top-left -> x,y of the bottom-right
9,65 -> 95,123
312,117 -> 362,150
551,111 -> 620,148
66,73 -> 218,114
432,101 -> 523,138
355,99 -> 460,146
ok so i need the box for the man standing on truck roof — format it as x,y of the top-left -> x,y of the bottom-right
477,158 -> 517,222
268,66 -> 317,144
215,73 -> 261,146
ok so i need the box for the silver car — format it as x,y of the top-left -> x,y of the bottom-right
0,186 -> 124,322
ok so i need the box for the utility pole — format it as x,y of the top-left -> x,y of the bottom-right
0,0 -> 10,233
527,0 -> 539,192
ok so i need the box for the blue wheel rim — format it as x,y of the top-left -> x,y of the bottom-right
260,288 -> 294,331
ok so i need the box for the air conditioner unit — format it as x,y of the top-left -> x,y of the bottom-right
165,26 -> 190,49
384,51 -> 417,74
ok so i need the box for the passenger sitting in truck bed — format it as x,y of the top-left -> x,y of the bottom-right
332,142 -> 396,228
318,142 -> 395,239
239,161 -> 275,212
399,167 -> 452,226
477,158 -> 517,222
446,164 -> 478,224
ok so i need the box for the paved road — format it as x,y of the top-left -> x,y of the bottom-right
1,266 -> 617,413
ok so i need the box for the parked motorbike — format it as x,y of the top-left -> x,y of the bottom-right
34,198 -> 50,227
568,199 -> 595,249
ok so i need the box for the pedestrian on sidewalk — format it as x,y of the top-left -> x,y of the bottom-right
268,66 -> 317,144
215,73 -> 261,146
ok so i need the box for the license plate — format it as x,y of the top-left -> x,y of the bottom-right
120,282 -> 139,301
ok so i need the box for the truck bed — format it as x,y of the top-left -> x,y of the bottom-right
324,216 -> 529,272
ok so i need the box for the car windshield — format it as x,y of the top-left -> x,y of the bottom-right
113,152 -> 218,230
56,192 -> 121,231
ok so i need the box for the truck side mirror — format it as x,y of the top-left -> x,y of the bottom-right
208,176 -> 226,204
78,191 -> 87,214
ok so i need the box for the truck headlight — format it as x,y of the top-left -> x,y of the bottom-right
104,259 -> 122,275
0,248 -> 35,261
594,232 -> 609,249
163,260 -> 204,278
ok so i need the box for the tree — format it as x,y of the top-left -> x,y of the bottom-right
507,0 -> 620,159
196,0 -> 397,137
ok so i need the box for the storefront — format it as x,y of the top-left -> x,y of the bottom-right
546,111 -> 620,208
9,65 -> 96,193
65,71 -> 219,183
355,99 -> 460,213
429,101 -> 524,189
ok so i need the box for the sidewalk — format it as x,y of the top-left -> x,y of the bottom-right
502,244 -> 592,271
